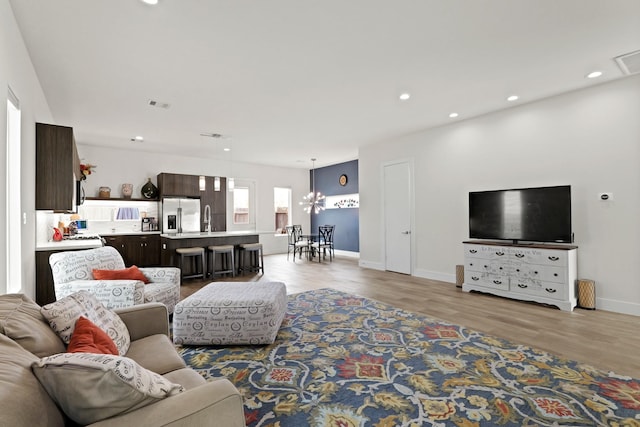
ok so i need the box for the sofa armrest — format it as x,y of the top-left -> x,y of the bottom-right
114,303 -> 169,340
88,379 -> 245,427
139,267 -> 181,285
55,280 -> 145,309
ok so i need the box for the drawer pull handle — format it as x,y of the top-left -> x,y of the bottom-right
548,256 -> 559,261
470,263 -> 473,266
534,271 -> 538,275
484,265 -> 488,268
553,273 -> 558,277
518,284 -> 527,288
493,280 -> 502,285
495,252 -> 505,256
472,276 -> 480,281
516,269 -> 520,272
515,253 -> 525,258
469,249 -> 477,254
545,288 -> 557,293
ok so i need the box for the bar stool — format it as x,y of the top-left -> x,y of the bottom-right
207,244 -> 236,279
238,243 -> 264,275
175,247 -> 206,280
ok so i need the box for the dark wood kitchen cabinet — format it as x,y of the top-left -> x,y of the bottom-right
36,250 -> 59,305
158,173 -> 228,231
157,173 -> 200,198
103,234 -> 160,267
200,176 -> 227,232
35,122 -> 82,211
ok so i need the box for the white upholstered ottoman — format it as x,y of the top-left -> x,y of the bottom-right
173,281 -> 287,345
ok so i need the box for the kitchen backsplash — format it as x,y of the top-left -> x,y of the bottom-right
36,200 -> 160,244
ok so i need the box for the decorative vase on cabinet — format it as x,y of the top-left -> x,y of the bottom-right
141,178 -> 158,199
122,183 -> 133,198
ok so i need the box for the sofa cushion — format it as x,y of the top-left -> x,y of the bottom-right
0,293 -> 65,357
32,352 -> 185,425
67,316 -> 119,355
49,245 -> 126,285
162,367 -> 207,390
0,334 -> 65,427
41,290 -> 131,355
93,265 -> 150,284
125,334 -> 186,374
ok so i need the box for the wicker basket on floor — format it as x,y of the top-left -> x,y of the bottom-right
577,279 -> 596,310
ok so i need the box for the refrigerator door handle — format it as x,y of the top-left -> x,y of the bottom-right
177,207 -> 182,233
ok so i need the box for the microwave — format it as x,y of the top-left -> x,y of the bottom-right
74,180 -> 85,212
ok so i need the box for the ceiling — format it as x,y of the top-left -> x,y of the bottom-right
9,0 -> 640,169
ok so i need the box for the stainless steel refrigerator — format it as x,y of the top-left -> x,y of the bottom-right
162,197 -> 201,234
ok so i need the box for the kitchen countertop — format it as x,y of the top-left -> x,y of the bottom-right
160,230 -> 260,239
98,231 -> 162,236
36,239 -> 104,251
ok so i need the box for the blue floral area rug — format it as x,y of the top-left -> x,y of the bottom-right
177,288 -> 640,426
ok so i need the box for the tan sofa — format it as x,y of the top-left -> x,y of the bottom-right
0,294 -> 246,427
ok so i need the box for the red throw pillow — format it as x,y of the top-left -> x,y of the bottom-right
67,316 -> 119,355
92,265 -> 150,284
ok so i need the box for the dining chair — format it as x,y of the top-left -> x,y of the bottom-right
286,225 -> 309,261
311,225 -> 334,262
285,226 -> 298,261
323,224 -> 335,259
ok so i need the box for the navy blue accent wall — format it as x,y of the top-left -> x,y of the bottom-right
309,160 -> 359,252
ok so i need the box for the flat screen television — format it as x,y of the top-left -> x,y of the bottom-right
469,185 -> 572,244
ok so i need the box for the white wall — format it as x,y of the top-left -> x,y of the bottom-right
76,144 -> 310,255
1,0 -> 54,297
359,75 -> 640,316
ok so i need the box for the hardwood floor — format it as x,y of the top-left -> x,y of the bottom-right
181,253 -> 640,379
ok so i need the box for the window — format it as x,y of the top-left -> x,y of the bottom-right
6,87 -> 22,293
274,187 -> 291,234
233,186 -> 250,224
227,179 -> 255,232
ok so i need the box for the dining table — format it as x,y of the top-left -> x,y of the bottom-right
299,233 -> 319,260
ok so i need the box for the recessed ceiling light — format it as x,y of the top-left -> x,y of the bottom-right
586,71 -> 603,79
131,136 -> 144,142
507,95 -> 519,102
399,93 -> 411,101
449,112 -> 459,118
223,148 -> 231,152
141,0 -> 158,5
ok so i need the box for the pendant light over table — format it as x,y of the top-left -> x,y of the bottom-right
300,158 -> 325,214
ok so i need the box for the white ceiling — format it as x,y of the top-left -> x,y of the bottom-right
9,0 -> 640,169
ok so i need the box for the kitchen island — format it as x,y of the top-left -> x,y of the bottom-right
161,231 -> 260,274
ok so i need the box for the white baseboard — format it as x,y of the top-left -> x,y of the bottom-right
413,268 -> 455,284
595,297 -> 640,316
358,260 -> 385,270
335,250 -> 359,258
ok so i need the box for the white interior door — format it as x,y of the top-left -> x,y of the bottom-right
384,161 -> 411,274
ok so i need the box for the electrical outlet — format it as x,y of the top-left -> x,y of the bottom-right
598,192 -> 613,201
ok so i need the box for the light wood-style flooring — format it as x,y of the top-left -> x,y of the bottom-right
181,253 -> 640,379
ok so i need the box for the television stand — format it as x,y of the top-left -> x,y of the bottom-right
461,240 -> 578,311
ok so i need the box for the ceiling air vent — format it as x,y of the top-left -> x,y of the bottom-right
614,50 -> 640,75
200,133 -> 224,139
148,99 -> 170,109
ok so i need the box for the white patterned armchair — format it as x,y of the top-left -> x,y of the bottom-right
49,246 -> 181,314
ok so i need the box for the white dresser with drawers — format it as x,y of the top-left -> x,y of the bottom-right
462,241 -> 578,311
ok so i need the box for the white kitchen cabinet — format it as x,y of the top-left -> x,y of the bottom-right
462,241 -> 578,311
